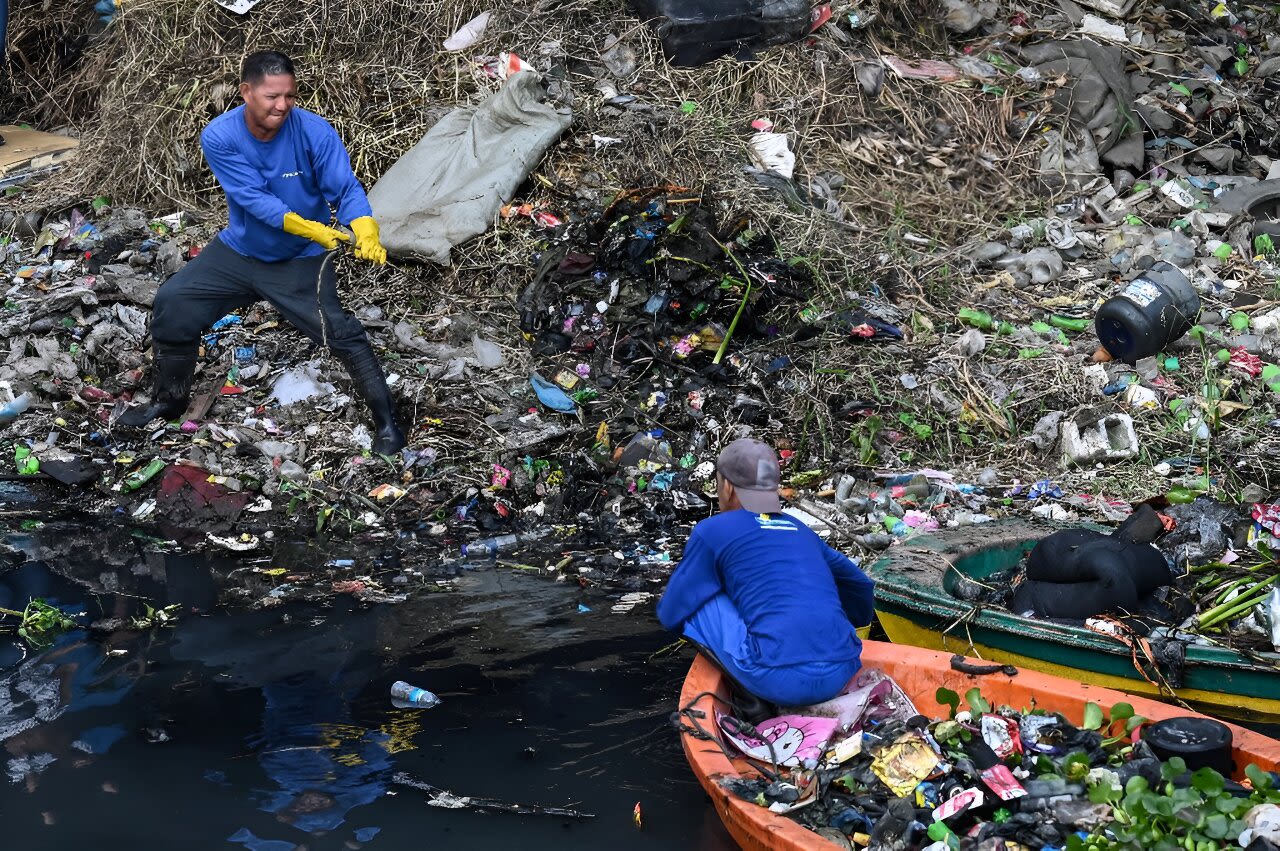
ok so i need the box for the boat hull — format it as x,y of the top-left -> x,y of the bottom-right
866,520 -> 1280,722
679,641 -> 1280,850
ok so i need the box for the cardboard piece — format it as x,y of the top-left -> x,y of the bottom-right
0,126 -> 80,183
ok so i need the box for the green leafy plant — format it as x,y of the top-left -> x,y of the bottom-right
1072,757 -> 1280,850
0,599 -> 78,648
129,603 -> 182,630
850,415 -> 883,465
898,412 -> 934,441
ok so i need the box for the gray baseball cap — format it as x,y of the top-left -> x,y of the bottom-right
716,438 -> 781,514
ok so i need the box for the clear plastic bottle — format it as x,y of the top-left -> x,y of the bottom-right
460,528 -> 550,558
390,680 -> 441,708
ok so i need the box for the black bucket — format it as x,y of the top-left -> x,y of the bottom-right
1143,716 -> 1234,776
1095,262 -> 1200,363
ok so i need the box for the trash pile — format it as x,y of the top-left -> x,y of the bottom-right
1,0 -> 1279,587
701,677 -> 1280,850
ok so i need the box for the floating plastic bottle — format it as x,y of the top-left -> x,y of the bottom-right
460,528 -> 550,558
390,680 -> 441,708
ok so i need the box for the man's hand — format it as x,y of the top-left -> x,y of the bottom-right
350,216 -> 387,265
282,212 -> 352,250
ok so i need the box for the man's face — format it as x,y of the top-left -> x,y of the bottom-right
239,73 -> 297,134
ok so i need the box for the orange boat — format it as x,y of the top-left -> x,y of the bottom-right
678,640 -> 1280,851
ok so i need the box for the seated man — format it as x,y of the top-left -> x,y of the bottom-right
657,438 -> 875,707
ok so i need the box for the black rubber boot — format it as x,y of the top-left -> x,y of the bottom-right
339,350 -> 406,455
117,342 -> 197,428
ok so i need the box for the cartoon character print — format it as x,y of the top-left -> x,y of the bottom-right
717,710 -> 840,767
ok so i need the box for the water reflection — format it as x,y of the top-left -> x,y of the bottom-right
0,526 -> 727,849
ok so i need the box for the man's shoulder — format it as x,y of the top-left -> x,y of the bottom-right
203,107 -> 244,144
203,106 -> 243,136
291,107 -> 338,136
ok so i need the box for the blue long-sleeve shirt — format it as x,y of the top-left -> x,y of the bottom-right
657,510 -> 874,668
201,106 -> 373,263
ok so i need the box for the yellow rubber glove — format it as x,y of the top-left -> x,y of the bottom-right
282,212 -> 351,250
350,216 -> 387,265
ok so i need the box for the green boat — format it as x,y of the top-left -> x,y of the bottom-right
865,519 -> 1280,722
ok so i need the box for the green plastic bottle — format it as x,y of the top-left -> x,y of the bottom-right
957,308 -> 1013,334
1048,315 -> 1090,333
122,458 -> 166,492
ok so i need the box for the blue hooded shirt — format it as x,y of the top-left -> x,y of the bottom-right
201,106 -> 373,263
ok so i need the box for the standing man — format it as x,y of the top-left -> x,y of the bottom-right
119,50 -> 406,455
657,438 -> 874,707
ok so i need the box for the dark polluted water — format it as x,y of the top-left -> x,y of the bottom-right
0,523 -> 734,850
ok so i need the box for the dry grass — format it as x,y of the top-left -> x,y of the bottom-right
3,0 -> 1043,275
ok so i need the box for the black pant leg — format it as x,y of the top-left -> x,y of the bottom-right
253,251 -> 375,358
150,237 -> 258,345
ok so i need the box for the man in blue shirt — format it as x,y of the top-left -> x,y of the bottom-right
119,50 -> 405,454
658,438 -> 874,707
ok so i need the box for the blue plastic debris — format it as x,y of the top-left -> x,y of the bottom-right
577,603 -> 591,613
649,472 -> 677,491
1102,376 -> 1132,396
353,827 -> 381,842
227,828 -> 296,851
1027,479 -> 1063,500
211,314 -> 243,331
530,373 -> 577,413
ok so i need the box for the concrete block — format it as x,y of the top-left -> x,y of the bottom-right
1060,413 -> 1139,465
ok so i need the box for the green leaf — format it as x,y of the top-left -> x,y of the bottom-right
1246,762 -> 1273,790
1190,766 -> 1225,796
1082,702 -> 1104,730
935,687 -> 960,718
1215,794 -> 1246,814
965,687 -> 991,714
1162,756 -> 1188,781
1109,702 -> 1134,722
1125,715 -> 1148,733
1205,813 -> 1230,839
1170,82 -> 1193,97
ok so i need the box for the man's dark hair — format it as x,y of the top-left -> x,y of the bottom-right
241,51 -> 296,85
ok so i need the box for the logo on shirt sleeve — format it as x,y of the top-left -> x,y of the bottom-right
281,171 -> 302,178
755,516 -> 797,531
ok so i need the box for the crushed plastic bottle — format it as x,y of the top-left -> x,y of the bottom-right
390,680 -> 441,708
